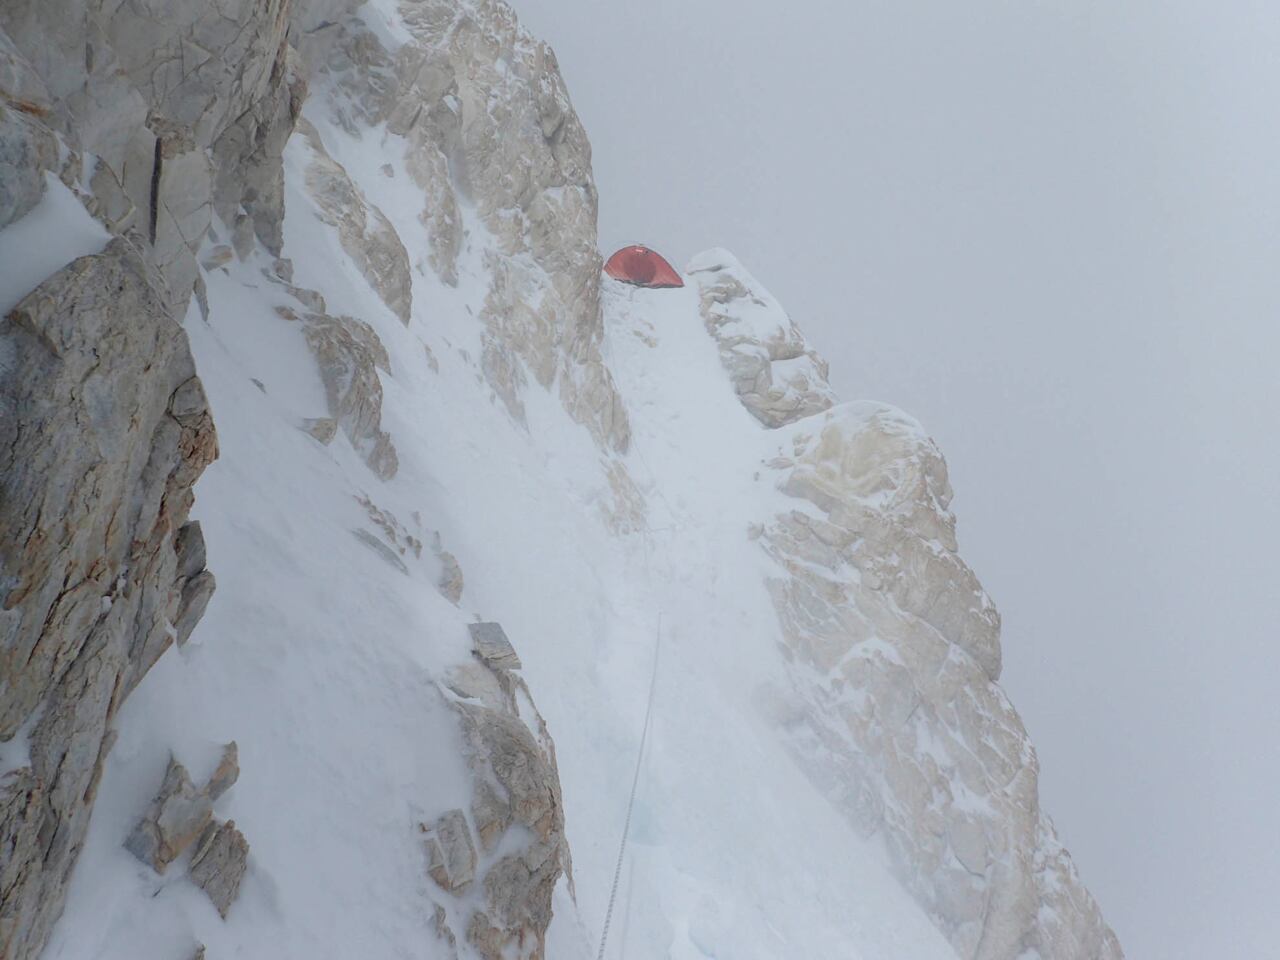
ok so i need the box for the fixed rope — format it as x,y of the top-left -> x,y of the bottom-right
596,614 -> 663,960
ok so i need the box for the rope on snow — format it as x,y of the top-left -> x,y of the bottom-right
596,614 -> 663,960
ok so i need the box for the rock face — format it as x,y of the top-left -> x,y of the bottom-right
428,626 -> 570,960
0,241 -> 218,960
296,118 -> 413,325
307,0 -> 631,452
688,249 -> 838,428
0,0 -> 301,952
688,252 -> 1123,958
298,305 -> 400,480
0,0 -> 300,300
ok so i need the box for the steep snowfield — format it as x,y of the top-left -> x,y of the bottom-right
42,97 -> 956,959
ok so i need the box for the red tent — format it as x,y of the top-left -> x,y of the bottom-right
603,245 -> 684,288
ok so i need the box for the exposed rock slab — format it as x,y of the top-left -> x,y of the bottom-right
429,628 -> 569,960
189,819 -> 250,919
0,0 -> 300,298
297,118 -> 413,326
423,809 -> 478,892
124,758 -> 214,874
0,240 -> 217,960
293,305 -> 400,480
468,622 -> 522,671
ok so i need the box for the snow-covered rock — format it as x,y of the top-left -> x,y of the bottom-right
760,403 -> 1118,959
0,1 -> 1123,959
437,632 -> 568,960
684,246 -> 1119,959
688,248 -> 838,427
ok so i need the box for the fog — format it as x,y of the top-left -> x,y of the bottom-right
520,2 -> 1280,955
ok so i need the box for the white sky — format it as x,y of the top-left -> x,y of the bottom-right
520,2 -> 1280,956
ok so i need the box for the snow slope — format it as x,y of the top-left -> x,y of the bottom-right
42,85 -> 957,960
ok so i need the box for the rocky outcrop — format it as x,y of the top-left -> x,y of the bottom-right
123,746 -> 246,919
124,759 -> 215,874
352,493 -> 463,602
189,819 -> 250,918
688,249 -> 837,428
755,402 -> 1120,957
0,241 -> 218,960
427,626 -> 570,960
0,101 -> 56,231
468,622 -> 522,671
683,247 -> 1119,958
0,0 -> 303,950
0,0 -> 300,300
296,306 -> 400,480
305,0 -> 631,452
296,118 -> 413,325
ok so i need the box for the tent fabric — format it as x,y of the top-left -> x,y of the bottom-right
603,245 -> 684,288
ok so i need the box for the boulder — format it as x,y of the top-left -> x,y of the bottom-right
124,759 -> 214,874
189,819 -> 249,919
424,809 -> 478,893
468,622 -> 522,671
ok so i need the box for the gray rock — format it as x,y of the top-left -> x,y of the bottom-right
189,819 -> 249,919
0,104 -> 51,229
0,240 -> 217,960
302,310 -> 398,479
424,809 -> 477,893
322,1 -> 631,452
303,417 -> 339,444
170,377 -> 211,423
0,28 -> 52,117
124,758 -> 214,873
0,0 -> 299,297
201,246 -> 234,270
468,622 -> 522,671
430,630 -> 569,960
352,529 -> 409,575
761,397 -> 1122,958
211,41 -> 307,257
686,249 -> 837,429
175,570 -> 217,646
297,119 -> 412,325
204,742 -> 239,802
231,213 -> 256,261
174,522 -> 208,583
436,549 -> 464,605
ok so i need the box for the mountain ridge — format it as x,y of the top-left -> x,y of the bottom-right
0,1 -> 1121,958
